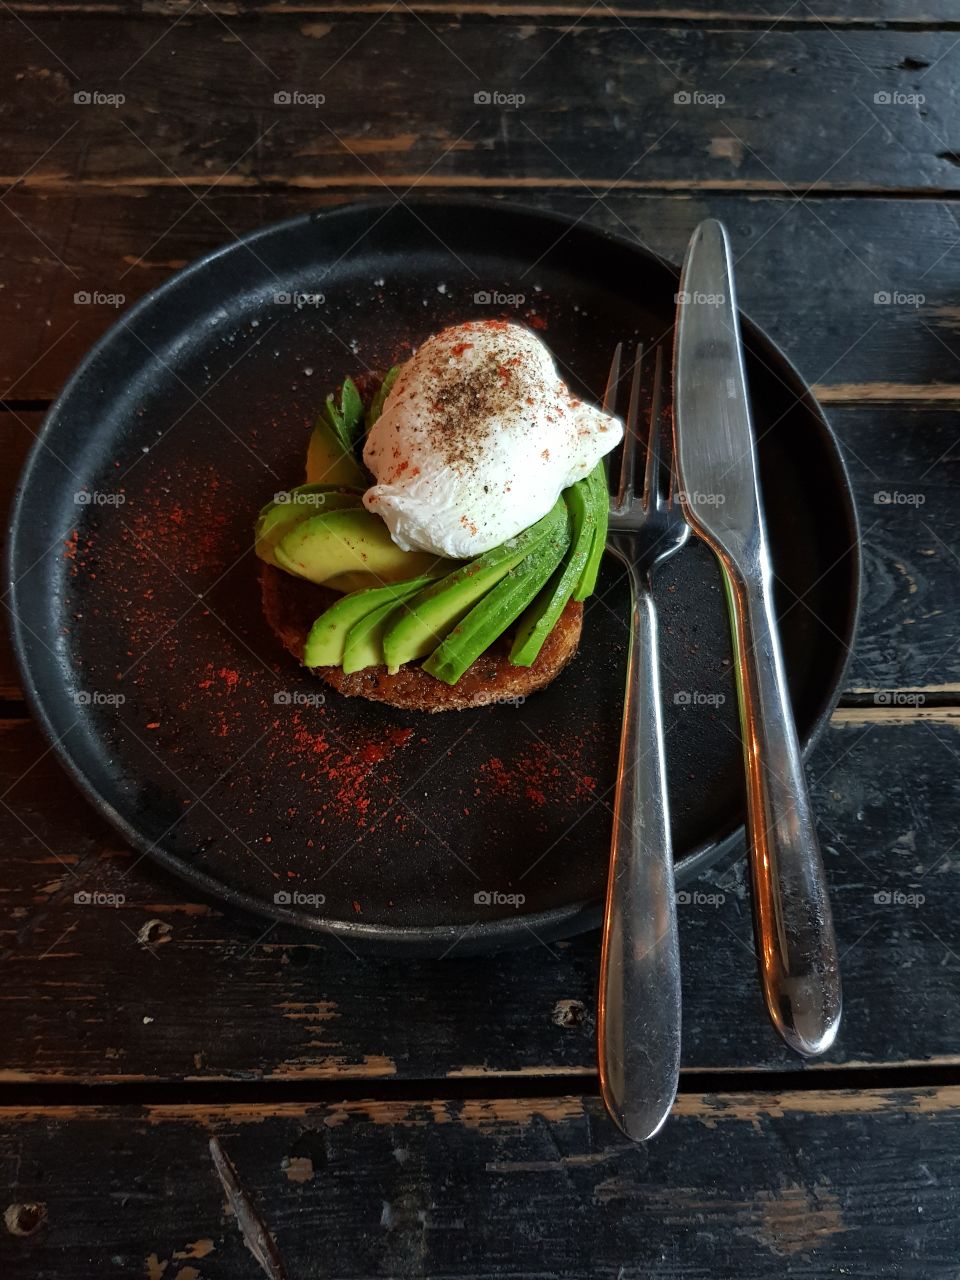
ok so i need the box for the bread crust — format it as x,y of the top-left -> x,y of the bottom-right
260,563 -> 582,712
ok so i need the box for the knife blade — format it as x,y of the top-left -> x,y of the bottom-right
673,218 -> 842,1058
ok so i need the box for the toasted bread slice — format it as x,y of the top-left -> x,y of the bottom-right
260,563 -> 582,712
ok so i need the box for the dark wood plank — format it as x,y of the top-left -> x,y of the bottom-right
820,407 -> 959,694
0,413 -> 45,700
5,399 -> 958,699
1,19 -> 957,194
3,191 -> 960,402
8,1 -> 960,21
1,710 -> 957,1081
3,1089 -> 959,1278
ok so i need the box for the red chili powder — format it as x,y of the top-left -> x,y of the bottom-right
281,711 -> 416,826
123,465 -> 233,579
478,740 -> 598,810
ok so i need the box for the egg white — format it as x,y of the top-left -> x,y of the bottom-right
363,320 -> 623,560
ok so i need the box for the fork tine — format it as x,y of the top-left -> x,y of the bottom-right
602,343 -> 623,492
603,342 -> 623,416
643,346 -> 666,510
617,344 -> 643,510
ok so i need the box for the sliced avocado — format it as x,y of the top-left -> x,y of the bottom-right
342,578 -> 436,673
366,365 -> 401,430
305,418 -> 369,488
274,508 -> 446,587
572,462 -> 610,601
255,486 -> 362,563
382,500 -> 567,673
423,519 -> 571,686
510,479 -> 596,666
303,574 -> 438,668
324,569 -> 398,594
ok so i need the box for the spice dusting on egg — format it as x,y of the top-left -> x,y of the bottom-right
362,320 -> 622,559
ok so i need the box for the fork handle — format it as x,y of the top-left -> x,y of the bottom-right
723,556 -> 841,1057
598,567 -> 681,1142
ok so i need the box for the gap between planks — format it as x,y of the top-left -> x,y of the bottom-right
815,383 -> 960,404
6,3 -> 960,28
2,1084 -> 960,1128
831,706 -> 960,725
4,176 -> 960,202
2,1061 -> 960,1104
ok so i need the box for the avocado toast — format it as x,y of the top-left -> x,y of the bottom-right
255,321 -> 621,712
260,563 -> 583,712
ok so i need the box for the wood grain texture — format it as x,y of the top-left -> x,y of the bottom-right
3,191 -> 960,402
0,710 -> 957,1081
7,1 -> 960,21
822,407 -> 959,692
0,19 -> 957,195
3,1089 -> 960,1278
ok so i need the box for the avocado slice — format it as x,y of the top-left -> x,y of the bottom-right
274,508 -> 446,587
341,580 -> 436,673
342,598 -> 406,674
324,569 -> 403,595
305,418 -> 369,488
423,519 -> 571,686
510,479 -> 596,666
303,574 -> 438,668
382,500 -> 567,673
255,485 -> 362,563
572,462 -> 610,601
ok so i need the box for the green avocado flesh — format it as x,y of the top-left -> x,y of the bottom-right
510,479 -> 596,667
424,514 -> 571,685
572,462 -> 610,601
274,508 -> 445,587
341,584 -> 434,674
324,569 -> 404,594
255,486 -> 362,562
303,574 -> 439,668
305,418 -> 369,488
381,500 -> 567,674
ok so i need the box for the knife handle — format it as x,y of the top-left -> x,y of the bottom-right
723,552 -> 841,1057
598,569 -> 681,1141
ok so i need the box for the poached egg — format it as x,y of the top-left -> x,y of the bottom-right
362,321 -> 622,559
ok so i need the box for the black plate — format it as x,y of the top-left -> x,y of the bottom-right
7,199 -> 859,955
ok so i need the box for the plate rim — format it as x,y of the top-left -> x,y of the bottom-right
5,195 -> 862,955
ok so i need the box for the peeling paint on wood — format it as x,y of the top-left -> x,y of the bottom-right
815,382 -> 960,403
751,1182 -> 847,1257
281,1156 -> 314,1183
4,1201 -> 47,1236
2,1090 -> 959,1275
173,1238 -> 215,1259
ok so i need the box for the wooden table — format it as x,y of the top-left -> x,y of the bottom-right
2,2 -> 959,1275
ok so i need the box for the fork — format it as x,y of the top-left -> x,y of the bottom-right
597,343 -> 690,1142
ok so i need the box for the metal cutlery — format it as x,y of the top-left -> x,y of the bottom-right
598,343 -> 690,1142
673,218 -> 841,1057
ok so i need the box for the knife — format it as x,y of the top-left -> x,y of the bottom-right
672,219 -> 841,1057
